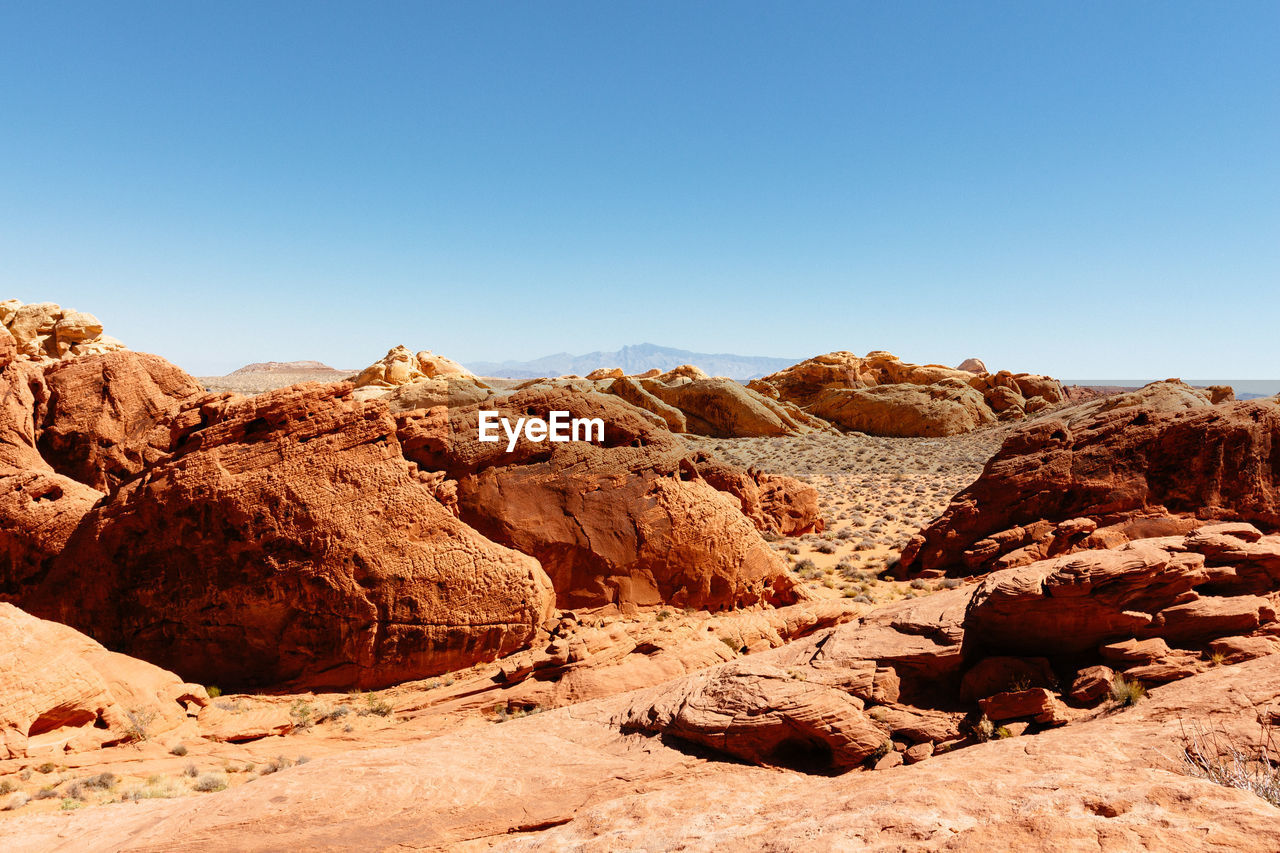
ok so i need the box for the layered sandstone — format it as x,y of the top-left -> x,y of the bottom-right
900,394 -> 1280,574
0,299 -> 125,362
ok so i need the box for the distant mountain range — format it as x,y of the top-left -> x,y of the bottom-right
465,343 -> 798,380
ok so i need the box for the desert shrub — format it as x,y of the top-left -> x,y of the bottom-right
793,558 -> 816,574
0,780 -> 12,795
289,699 -> 313,729
761,530 -> 783,542
170,743 -> 188,756
358,693 -> 393,718
815,541 -> 837,554
940,578 -> 962,590
62,781 -> 84,801
18,769 -> 31,781
184,763 -> 199,778
970,715 -> 996,743
60,798 -> 82,811
124,707 -> 157,742
193,774 -> 227,793
1109,675 -> 1146,707
319,704 -> 352,723
867,740 -> 893,765
260,756 -> 293,775
1209,651 -> 1227,666
656,609 -> 671,622
995,726 -> 1014,739
2,792 -> 29,811
34,787 -> 58,800
37,762 -> 56,774
909,578 -> 930,590
83,772 -> 116,791
205,685 -> 223,699
1181,720 -> 1280,807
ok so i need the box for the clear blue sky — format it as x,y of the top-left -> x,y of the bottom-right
2,2 -> 1276,376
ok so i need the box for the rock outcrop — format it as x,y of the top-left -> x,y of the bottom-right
31,383 -> 556,690
352,344 -> 474,389
0,603 -> 206,759
0,299 -> 125,361
900,396 -> 1280,574
748,351 -> 1064,436
397,388 -> 804,610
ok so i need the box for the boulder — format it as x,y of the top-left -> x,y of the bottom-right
806,381 -> 996,437
35,351 -> 205,492
353,345 -> 473,389
0,602 -> 206,759
606,376 -> 688,432
613,660 -> 887,770
32,383 -> 556,689
396,388 -> 801,611
901,396 -> 1280,574
1069,665 -> 1115,704
978,688 -> 1068,725
957,358 -> 987,373
694,457 -> 824,536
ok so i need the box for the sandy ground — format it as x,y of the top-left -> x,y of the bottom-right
685,428 -> 1011,603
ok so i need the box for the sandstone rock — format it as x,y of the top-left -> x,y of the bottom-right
1100,637 -> 1173,665
397,388 -> 800,611
1,299 -> 124,362
0,326 -> 16,369
1208,635 -> 1280,663
959,656 -> 1055,702
35,351 -> 204,492
198,704 -> 295,743
613,659 -> 887,770
901,396 -> 1280,574
0,602 -> 205,759
1069,665 -> 1115,704
640,377 -> 819,437
957,358 -> 987,373
874,749 -> 904,770
655,364 -> 708,384
353,345 -> 473,389
52,310 -> 103,344
586,367 -> 624,380
978,688 -> 1068,725
694,457 -> 824,536
34,383 -> 556,689
1144,595 -> 1275,645
807,380 -> 996,437
606,376 -> 688,432
903,741 -> 933,763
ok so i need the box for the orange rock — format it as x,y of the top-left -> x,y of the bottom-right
0,602 -> 205,759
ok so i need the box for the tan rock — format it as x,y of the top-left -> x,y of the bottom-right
957,358 -> 987,373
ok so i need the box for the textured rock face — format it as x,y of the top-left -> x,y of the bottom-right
614,659 -> 887,770
35,383 -> 556,689
36,351 -> 205,492
695,457 -> 824,536
0,603 -> 206,759
748,350 -> 1064,437
957,357 -> 987,373
398,388 -> 802,610
807,381 -> 997,437
637,377 -> 827,437
901,397 -> 1280,574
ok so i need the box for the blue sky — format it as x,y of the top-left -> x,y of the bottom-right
2,2 -> 1276,376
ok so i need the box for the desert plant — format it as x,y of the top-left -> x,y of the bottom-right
205,685 -> 223,699
815,541 -> 837,554
1209,651 -> 1227,666
656,609 -> 672,622
170,743 -> 188,756
36,762 -> 56,774
0,780 -> 12,795
1109,675 -> 1146,707
184,762 -> 199,778
83,772 -> 116,791
60,798 -> 82,811
358,693 -> 393,718
970,715 -> 996,743
34,787 -> 58,800
1180,719 -> 1280,807
193,773 -> 227,793
2,792 -> 29,811
940,578 -> 963,590
124,707 -> 157,743
289,699 -> 313,729
62,781 -> 85,801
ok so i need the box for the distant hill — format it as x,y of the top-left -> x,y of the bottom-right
229,360 -> 341,375
465,343 -> 797,380
1064,379 -> 1280,400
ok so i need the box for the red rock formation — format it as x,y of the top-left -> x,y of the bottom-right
397,388 -> 802,610
901,397 -> 1280,574
693,457 -> 824,536
31,383 -> 556,690
0,602 -> 206,759
36,351 -> 205,492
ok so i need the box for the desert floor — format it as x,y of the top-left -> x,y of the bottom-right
0,425 -> 1012,818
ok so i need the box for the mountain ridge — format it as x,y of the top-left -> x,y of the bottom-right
464,343 -> 797,380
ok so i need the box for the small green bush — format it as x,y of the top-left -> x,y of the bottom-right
1110,675 -> 1146,707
